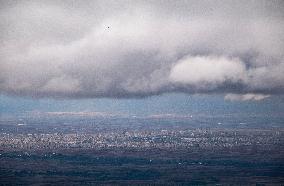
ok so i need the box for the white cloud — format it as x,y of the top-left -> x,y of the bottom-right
169,56 -> 247,90
224,93 -> 270,101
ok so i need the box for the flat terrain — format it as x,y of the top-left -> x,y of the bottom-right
0,147 -> 283,185
0,115 -> 283,185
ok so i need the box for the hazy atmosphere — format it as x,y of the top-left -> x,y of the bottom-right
0,1 -> 284,185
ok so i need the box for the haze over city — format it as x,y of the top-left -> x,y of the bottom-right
0,0 -> 283,185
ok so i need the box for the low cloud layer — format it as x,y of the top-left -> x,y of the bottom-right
0,1 -> 284,98
224,93 -> 270,101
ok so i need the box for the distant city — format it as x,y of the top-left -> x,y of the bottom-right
1,128 -> 283,151
0,114 -> 283,185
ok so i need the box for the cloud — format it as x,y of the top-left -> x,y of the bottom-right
169,56 -> 247,91
43,111 -> 121,117
0,1 -> 284,98
224,93 -> 270,101
147,114 -> 193,119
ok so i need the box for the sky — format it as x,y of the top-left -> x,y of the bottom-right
1,94 -> 284,118
0,0 -> 284,116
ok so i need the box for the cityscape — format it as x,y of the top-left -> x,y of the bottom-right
0,115 -> 283,185
1,127 -> 283,151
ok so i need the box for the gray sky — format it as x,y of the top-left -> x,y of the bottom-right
0,0 -> 284,99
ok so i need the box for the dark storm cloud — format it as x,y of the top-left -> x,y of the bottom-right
0,0 -> 284,99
